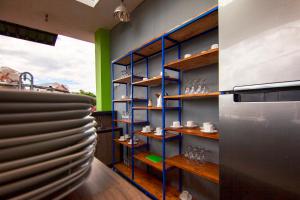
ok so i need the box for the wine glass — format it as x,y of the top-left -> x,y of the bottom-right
201,79 -> 209,94
189,79 -> 197,94
184,80 -> 191,94
195,78 -> 203,94
197,147 -> 206,164
120,69 -> 127,78
184,145 -> 192,158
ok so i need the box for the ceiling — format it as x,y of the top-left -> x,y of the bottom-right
0,0 -> 143,43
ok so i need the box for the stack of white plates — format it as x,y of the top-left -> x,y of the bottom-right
0,90 -> 97,200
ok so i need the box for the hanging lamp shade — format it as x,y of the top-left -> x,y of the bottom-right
113,0 -> 130,22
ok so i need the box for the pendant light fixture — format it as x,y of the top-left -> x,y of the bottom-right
113,0 -> 130,22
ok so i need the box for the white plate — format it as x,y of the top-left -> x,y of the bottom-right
118,138 -> 126,142
0,148 -> 93,185
0,109 -> 91,125
170,125 -> 183,129
184,125 -> 198,128
154,133 -> 163,136
128,142 -> 138,145
0,90 -> 94,104
141,130 -> 152,133
0,116 -> 94,139
11,166 -> 89,200
0,156 -> 91,197
0,135 -> 96,173
0,102 -> 91,113
0,131 -> 95,162
0,123 -> 95,148
200,128 -> 218,133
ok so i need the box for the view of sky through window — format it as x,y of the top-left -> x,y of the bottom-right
0,35 -> 96,93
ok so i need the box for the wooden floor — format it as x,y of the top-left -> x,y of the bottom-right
63,158 -> 149,200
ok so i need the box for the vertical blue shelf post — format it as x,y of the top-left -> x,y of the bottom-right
130,52 -> 135,180
126,65 -> 129,136
146,57 -> 150,152
177,43 -> 183,192
111,63 -> 115,167
161,36 -> 166,200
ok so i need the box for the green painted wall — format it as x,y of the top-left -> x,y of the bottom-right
95,28 -> 111,111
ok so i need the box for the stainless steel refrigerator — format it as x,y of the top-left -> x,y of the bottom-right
219,0 -> 300,199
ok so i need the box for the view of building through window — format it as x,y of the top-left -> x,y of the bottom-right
0,34 -> 95,94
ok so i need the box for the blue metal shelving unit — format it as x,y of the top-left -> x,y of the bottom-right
111,5 -> 218,200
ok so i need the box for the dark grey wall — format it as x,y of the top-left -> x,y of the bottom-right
111,1 -> 219,200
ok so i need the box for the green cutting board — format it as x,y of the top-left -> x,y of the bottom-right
146,154 -> 162,163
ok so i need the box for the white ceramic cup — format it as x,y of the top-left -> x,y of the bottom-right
184,54 -> 192,58
203,122 -> 214,131
121,95 -> 127,99
145,125 -> 151,132
128,139 -> 134,144
142,127 -> 147,132
143,77 -> 148,81
172,121 -> 181,127
179,190 -> 192,200
211,44 -> 219,49
155,127 -> 162,135
129,138 -> 138,143
119,135 -> 125,141
160,71 -> 168,76
142,126 -> 151,132
186,121 -> 195,127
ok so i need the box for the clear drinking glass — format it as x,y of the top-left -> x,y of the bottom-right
201,79 -> 208,94
197,148 -> 206,164
184,80 -> 191,94
121,69 -> 126,78
185,145 -> 192,158
126,68 -> 130,76
189,80 -> 196,94
195,78 -> 203,94
122,111 -> 130,119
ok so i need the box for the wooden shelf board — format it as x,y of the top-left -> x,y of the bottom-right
132,106 -> 179,110
113,38 -> 176,66
136,37 -> 176,59
135,131 -> 179,140
132,76 -> 178,87
113,75 -> 143,84
165,48 -> 218,71
113,53 -> 143,66
168,5 -> 218,42
113,98 -> 147,103
113,139 -> 146,148
114,163 -> 179,200
112,5 -> 218,67
164,92 -> 220,100
134,151 -> 173,171
114,119 -> 149,125
166,155 -> 219,184
165,127 -> 219,140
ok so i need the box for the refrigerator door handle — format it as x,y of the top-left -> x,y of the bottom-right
233,80 -> 300,92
